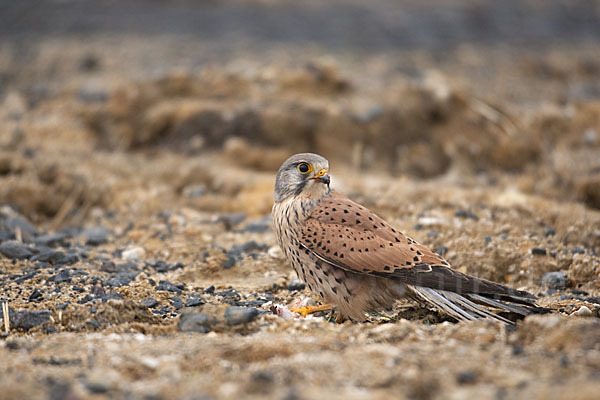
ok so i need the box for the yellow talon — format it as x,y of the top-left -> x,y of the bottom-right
290,304 -> 333,318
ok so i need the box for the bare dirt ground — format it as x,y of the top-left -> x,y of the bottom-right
1,1 -> 600,399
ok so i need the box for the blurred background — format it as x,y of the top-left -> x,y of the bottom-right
1,0 -> 600,224
1,2 -> 600,399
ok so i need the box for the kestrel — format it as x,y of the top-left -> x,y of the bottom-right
272,153 -> 541,323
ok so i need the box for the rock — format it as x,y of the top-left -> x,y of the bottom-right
28,288 -> 43,301
103,271 -> 137,287
100,261 -> 117,273
178,312 -> 216,333
215,213 -> 246,230
182,184 -> 207,198
121,246 -> 145,261
531,248 -> 547,256
204,285 -> 215,294
86,320 -> 100,329
34,232 -> 71,247
267,246 -> 283,258
4,216 -> 37,239
171,297 -> 184,310
454,210 -> 478,220
570,305 -> 593,317
588,297 -> 600,305
456,371 -> 478,385
541,271 -> 568,289
141,298 -> 159,308
224,306 -> 260,325
83,226 -> 109,246
185,296 -> 205,307
47,270 -> 72,284
436,246 -> 449,256
288,279 -> 306,291
0,240 -> 35,259
10,309 -> 52,331
545,227 -> 556,237
97,292 -> 124,302
241,217 -> 272,233
14,271 -> 37,284
156,280 -> 183,294
30,249 -> 66,264
222,254 -> 236,269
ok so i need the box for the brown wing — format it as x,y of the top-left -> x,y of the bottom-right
301,192 -> 534,299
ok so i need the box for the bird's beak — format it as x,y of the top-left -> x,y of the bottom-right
311,168 -> 330,185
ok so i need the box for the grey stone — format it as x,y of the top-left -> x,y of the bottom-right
224,306 -> 259,325
185,296 -> 205,307
0,240 -> 35,259
141,298 -> 159,308
82,226 -> 109,246
156,280 -> 183,294
178,313 -> 216,333
215,213 -> 246,230
10,309 -> 52,331
5,216 -> 37,238
541,271 -> 568,289
47,270 -> 72,284
454,209 -> 479,220
288,279 -> 306,291
30,250 -> 66,264
34,232 -> 71,247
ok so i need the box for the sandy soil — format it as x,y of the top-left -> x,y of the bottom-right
1,1 -> 600,399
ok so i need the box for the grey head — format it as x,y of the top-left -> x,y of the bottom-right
274,153 -> 331,202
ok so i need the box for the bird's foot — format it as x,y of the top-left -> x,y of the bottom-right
290,304 -> 333,318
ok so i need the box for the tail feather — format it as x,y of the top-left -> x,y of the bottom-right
408,285 -> 539,324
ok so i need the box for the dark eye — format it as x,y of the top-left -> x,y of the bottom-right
297,163 -> 311,174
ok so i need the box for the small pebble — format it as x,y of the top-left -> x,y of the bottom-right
531,248 -> 547,256
156,281 -> 183,294
29,288 -> 43,301
10,309 -> 52,331
185,296 -> 204,307
540,271 -> 568,289
436,246 -> 449,257
0,240 -> 35,259
178,312 -> 216,333
141,298 -> 159,308
544,227 -> 556,237
268,246 -> 283,258
122,246 -> 145,261
4,216 -> 37,238
288,279 -> 306,291
171,297 -> 184,310
454,210 -> 478,220
456,371 -> 478,385
82,226 -> 109,246
47,270 -> 72,284
570,306 -> 593,317
224,306 -> 259,325
30,250 -> 66,264
215,213 -> 246,230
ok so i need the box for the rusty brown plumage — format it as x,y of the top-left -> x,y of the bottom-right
273,153 -> 541,323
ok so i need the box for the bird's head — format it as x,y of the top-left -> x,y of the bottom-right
274,153 -> 331,202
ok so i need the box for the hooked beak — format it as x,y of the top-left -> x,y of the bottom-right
311,168 -> 330,185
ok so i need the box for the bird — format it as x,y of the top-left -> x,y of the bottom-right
272,152 -> 542,324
